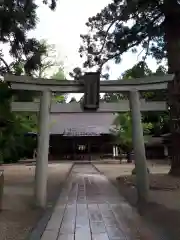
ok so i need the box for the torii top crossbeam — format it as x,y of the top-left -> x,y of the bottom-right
4,74 -> 173,93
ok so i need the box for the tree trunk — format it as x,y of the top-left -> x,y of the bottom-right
164,1 -> 180,175
168,78 -> 180,175
0,169 -> 4,211
127,152 -> 132,163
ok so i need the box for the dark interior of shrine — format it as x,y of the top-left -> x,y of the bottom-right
49,134 -> 114,160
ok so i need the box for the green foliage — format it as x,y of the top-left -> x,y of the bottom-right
0,57 -> 67,163
122,61 -> 152,79
101,62 -> 168,103
53,67 -> 66,80
79,0 -> 180,74
51,67 -> 67,103
0,82 -> 37,163
33,40 -> 63,78
112,113 -> 133,151
53,95 -> 66,103
101,92 -> 125,102
0,113 -> 37,163
112,112 -> 152,152
102,62 -> 170,138
80,0 -> 166,69
0,1 -> 58,163
0,82 -> 12,129
143,111 -> 170,136
0,1 -> 58,76
124,62 -> 168,101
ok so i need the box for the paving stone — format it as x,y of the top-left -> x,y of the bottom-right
57,234 -> 74,240
92,233 -> 110,240
106,226 -> 127,239
75,216 -> 89,228
101,210 -> 115,218
88,208 -> 103,222
40,164 -> 162,240
90,221 -> 106,234
103,217 -> 119,227
75,231 -> 91,240
75,226 -> 91,235
45,214 -> 63,230
60,220 -> 75,234
41,230 -> 58,240
98,204 -> 110,211
76,205 -> 88,216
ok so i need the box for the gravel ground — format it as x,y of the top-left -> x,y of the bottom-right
0,162 -> 72,240
94,162 -> 180,239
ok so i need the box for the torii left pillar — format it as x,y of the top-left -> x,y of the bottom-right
35,89 -> 51,208
129,89 -> 149,203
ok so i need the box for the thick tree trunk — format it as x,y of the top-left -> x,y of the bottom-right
127,152 -> 132,163
164,1 -> 180,73
168,80 -> 180,176
164,1 -> 180,175
0,169 -> 4,211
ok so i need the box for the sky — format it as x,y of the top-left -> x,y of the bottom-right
30,0 -> 160,77
3,0 -> 160,100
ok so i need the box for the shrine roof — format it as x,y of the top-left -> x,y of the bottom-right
49,112 -> 116,136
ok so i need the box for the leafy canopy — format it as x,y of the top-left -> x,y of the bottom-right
0,0 -> 59,163
102,62 -> 170,137
101,61 -> 167,102
79,0 -> 176,71
112,112 -> 152,152
0,0 -> 58,76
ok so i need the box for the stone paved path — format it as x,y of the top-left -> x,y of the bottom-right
41,164 -> 161,240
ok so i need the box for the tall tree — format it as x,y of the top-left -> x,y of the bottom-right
112,112 -> 152,155
80,0 -> 180,174
102,62 -> 169,150
0,1 -> 59,101
79,0 -> 178,74
101,62 -> 168,104
33,40 -> 63,78
0,56 -> 67,163
53,67 -> 66,80
0,0 -> 58,163
0,0 -> 58,77
51,67 -> 67,103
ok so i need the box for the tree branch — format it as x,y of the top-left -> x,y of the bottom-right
136,37 -> 151,61
97,11 -> 162,71
143,38 -> 151,61
0,57 -> 10,73
93,19 -> 119,55
99,36 -> 148,71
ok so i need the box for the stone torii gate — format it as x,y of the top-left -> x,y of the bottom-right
5,73 -> 173,207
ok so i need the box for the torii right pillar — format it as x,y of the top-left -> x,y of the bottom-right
129,89 -> 149,203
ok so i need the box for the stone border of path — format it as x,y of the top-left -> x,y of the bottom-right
27,163 -> 74,240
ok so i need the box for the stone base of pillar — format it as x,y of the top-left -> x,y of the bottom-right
132,167 -> 150,175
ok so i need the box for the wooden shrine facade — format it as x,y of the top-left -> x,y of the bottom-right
40,112 -> 116,160
49,134 -> 114,160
